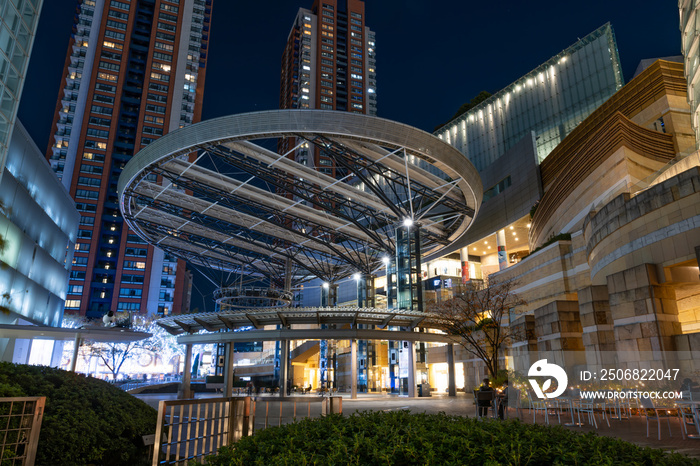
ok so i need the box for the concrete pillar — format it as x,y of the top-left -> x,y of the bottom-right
223,341 -> 233,397
510,315 -> 537,374
578,285 -> 616,367
351,339 -> 357,399
279,339 -> 290,397
533,301 -> 586,369
496,229 -> 508,271
69,334 -> 81,372
179,343 -> 193,399
447,343 -> 456,397
460,246 -> 470,284
407,341 -> 416,398
607,264 -> 681,369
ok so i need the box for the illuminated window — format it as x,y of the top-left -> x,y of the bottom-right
97,72 -> 117,82
153,62 -> 171,72
67,285 -> 84,294
103,40 -> 123,50
150,72 -> 170,82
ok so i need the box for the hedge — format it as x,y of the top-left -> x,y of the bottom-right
0,362 -> 157,466
203,410 -> 698,465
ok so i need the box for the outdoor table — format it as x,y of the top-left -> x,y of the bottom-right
556,396 -> 584,426
493,390 -> 506,418
606,397 -> 633,421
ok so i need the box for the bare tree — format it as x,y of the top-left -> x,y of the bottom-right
80,316 -> 183,379
427,277 -> 525,379
88,341 -> 141,379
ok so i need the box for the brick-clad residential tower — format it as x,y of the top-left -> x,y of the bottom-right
278,0 -> 379,394
279,0 -> 376,176
46,0 -> 212,319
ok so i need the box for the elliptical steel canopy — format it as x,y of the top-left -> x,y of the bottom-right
118,110 -> 482,286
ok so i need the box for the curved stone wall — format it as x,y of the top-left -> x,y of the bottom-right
585,167 -> 700,285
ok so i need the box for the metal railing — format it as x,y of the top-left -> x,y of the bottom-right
119,375 -> 186,392
152,396 -> 342,465
253,396 -> 342,431
152,396 -> 253,465
0,397 -> 45,466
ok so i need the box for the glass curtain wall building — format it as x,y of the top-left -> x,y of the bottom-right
1,121 -> 79,362
45,0 -> 211,319
680,0 -> 700,148
435,23 -> 623,172
0,0 -> 42,181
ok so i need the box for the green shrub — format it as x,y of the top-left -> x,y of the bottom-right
521,232 -> 572,261
203,411 -> 698,466
0,362 -> 157,466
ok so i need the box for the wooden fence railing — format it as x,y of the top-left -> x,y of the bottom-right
0,397 -> 45,466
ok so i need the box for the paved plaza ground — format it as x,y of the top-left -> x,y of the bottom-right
135,391 -> 700,460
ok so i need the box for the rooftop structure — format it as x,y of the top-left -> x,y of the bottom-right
118,110 -> 482,288
435,23 -> 623,172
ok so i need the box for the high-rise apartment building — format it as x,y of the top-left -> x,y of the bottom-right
279,0 -> 376,176
277,0 -> 380,393
46,0 -> 212,319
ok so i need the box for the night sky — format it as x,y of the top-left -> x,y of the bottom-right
17,1 -> 681,311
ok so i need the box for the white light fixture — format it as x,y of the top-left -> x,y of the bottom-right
322,282 -> 329,289
353,273 -> 361,281
382,256 -> 390,265
403,218 -> 413,227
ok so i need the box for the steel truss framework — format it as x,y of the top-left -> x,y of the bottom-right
155,306 -> 439,337
118,110 -> 482,287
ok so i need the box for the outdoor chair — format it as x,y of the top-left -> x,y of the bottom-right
500,387 -> 522,420
601,389 -> 636,422
574,398 -> 601,429
527,390 -> 559,425
565,389 -> 604,429
677,390 -> 700,438
640,397 -> 674,441
475,390 -> 495,418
